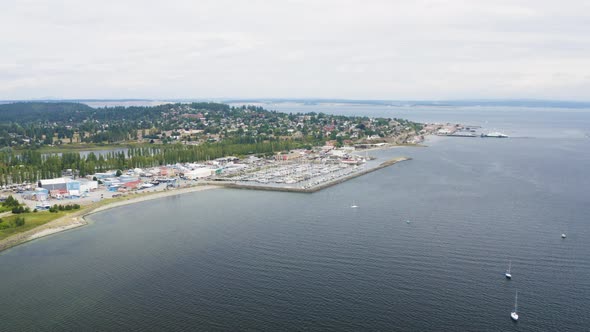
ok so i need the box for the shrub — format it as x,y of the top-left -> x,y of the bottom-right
11,206 -> 25,214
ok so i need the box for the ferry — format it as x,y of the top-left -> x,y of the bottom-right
449,132 -> 477,137
481,132 -> 508,138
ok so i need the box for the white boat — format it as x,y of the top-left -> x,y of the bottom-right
350,201 -> 358,208
505,260 -> 512,279
561,233 -> 567,239
481,132 -> 509,138
406,220 -> 411,224
511,290 -> 519,321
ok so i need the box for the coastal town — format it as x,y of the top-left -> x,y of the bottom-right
0,101 -> 502,252
0,102 -> 424,148
0,101 -> 430,251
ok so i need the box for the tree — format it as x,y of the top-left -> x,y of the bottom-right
2,195 -> 19,208
116,169 -> 123,177
11,206 -> 25,214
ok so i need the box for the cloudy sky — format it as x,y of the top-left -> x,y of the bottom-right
2,0 -> 590,100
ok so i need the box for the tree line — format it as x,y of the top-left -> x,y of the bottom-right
0,138 -> 317,185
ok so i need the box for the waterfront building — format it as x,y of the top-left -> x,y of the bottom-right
39,178 -> 81,196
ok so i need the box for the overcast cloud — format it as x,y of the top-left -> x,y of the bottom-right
1,0 -> 590,100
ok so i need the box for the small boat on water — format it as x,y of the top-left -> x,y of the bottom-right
481,132 -> 509,138
505,260 -> 512,279
350,201 -> 358,208
561,233 -> 567,239
406,220 -> 411,224
511,290 -> 519,321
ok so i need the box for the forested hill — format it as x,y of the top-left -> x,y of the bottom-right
0,101 -> 231,124
0,101 -> 423,149
0,102 -> 94,123
0,101 -> 236,145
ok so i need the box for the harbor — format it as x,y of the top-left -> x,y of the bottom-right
3,144 -> 413,213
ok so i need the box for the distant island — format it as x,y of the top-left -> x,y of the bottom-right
3,98 -> 590,108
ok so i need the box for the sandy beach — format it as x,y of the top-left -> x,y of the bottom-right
0,184 -> 220,253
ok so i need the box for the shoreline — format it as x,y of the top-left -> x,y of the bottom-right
0,184 -> 220,253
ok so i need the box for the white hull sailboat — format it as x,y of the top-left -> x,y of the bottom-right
505,260 -> 512,279
511,290 -> 519,321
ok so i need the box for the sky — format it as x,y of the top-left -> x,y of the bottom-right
1,0 -> 590,100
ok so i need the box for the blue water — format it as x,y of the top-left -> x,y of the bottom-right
1,106 -> 589,331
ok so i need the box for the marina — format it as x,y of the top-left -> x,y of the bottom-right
207,156 -> 411,193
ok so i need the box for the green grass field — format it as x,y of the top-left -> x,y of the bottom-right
0,211 -> 71,240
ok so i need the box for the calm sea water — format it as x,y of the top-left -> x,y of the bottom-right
1,106 -> 589,331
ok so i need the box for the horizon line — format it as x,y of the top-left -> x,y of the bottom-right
3,98 -> 590,103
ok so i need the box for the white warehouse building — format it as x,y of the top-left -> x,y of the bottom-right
183,168 -> 214,180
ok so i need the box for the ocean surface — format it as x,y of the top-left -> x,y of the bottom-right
1,106 -> 590,331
